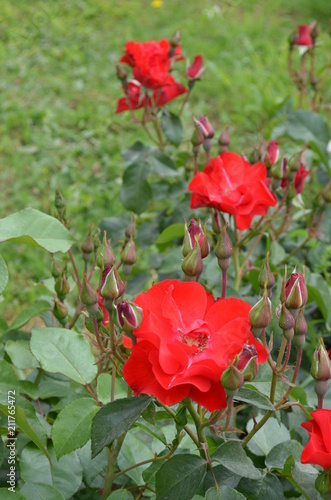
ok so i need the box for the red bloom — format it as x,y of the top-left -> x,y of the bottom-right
264,141 -> 280,167
296,25 -> 313,47
120,39 -> 183,90
301,410 -> 331,469
188,152 -> 277,230
294,165 -> 309,194
186,55 -> 204,80
116,81 -> 147,113
122,280 -> 267,411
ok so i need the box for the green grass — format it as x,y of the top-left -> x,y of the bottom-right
0,0 -> 330,320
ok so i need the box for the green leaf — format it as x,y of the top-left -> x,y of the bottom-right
270,241 -> 286,265
238,473 -> 283,499
0,359 -> 20,404
149,150 -> 180,177
291,461 -> 320,500
134,422 -> 167,445
155,454 -> 207,500
212,441 -> 261,479
19,443 -> 83,499
120,163 -> 153,214
30,327 -> 97,385
122,141 -> 152,168
106,491 -> 134,499
206,486 -> 246,499
91,395 -> 152,457
155,223 -> 185,245
5,300 -> 50,333
265,440 -> 303,470
161,111 -> 184,145
19,482 -> 65,500
0,208 -> 75,252
97,373 -> 112,404
234,387 -> 275,410
0,437 -> 4,467
0,489 -> 26,499
76,440 -> 108,488
5,340 -> 40,369
52,397 -> 100,459
0,395 -> 49,459
0,254 -> 8,295
246,417 -> 290,457
245,364 -> 283,400
306,272 -> 331,329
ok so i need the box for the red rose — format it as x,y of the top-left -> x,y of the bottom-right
301,410 -> 331,469
296,25 -> 313,47
188,152 -> 277,230
294,165 -> 309,194
122,280 -> 267,411
120,39 -> 183,90
116,81 -> 147,114
186,55 -> 204,80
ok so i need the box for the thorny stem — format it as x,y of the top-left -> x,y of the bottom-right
280,340 -> 292,373
102,433 -> 126,500
68,249 -> 82,289
85,383 -> 100,405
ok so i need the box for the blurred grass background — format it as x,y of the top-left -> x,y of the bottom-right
0,0 -> 330,319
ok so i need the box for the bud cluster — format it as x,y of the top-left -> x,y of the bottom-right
221,344 -> 258,397
181,219 -> 209,280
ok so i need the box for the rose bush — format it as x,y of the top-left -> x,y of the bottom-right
301,410 -> 331,469
188,151 -> 277,230
123,279 -> 267,411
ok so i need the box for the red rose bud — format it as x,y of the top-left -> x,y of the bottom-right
53,298 -> 68,323
181,239 -> 203,279
315,470 -> 331,499
186,55 -> 204,82
218,127 -> 230,153
311,340 -> 331,381
296,24 -> 313,47
125,215 -> 136,239
100,265 -> 125,302
54,271 -> 70,301
258,253 -> 275,292
249,288 -> 272,337
182,219 -> 210,259
221,362 -> 244,398
113,300 -> 143,331
215,222 -> 233,272
194,116 -> 214,140
120,235 -> 137,265
81,225 -> 94,263
97,231 -> 116,270
285,272 -> 308,310
236,344 -> 258,382
264,141 -> 280,168
51,257 -> 62,279
200,219 -> 210,259
294,165 -> 309,194
80,273 -> 98,315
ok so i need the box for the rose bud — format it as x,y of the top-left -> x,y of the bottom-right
186,55 -> 204,88
212,211 -> 226,234
258,253 -> 275,294
54,189 -> 66,220
100,265 -> 125,302
116,63 -> 128,83
215,222 -> 233,272
93,227 -> 101,251
182,219 -> 210,259
296,25 -> 313,47
81,225 -> 94,263
221,362 -> 244,398
249,287 -> 272,337
181,238 -> 203,279
97,231 -> 116,270
264,141 -> 280,168
120,235 -> 137,266
191,122 -> 204,150
51,257 -> 62,279
278,303 -> 295,340
80,273 -> 98,315
218,127 -> 230,153
271,157 -> 288,181
236,344 -> 258,382
113,300 -> 143,331
54,271 -> 70,301
194,116 -> 214,140
315,470 -> 331,499
285,272 -> 308,310
294,307 -> 308,335
294,165 -> 309,194
53,298 -> 68,324
311,340 -> 331,382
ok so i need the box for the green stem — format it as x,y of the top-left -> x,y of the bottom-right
68,249 -> 82,289
221,269 -> 227,298
185,399 -> 206,455
241,410 -> 273,448
159,403 -> 200,449
102,434 -> 126,499
232,246 -> 241,291
270,336 -> 288,404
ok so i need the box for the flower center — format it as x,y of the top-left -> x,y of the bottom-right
178,320 -> 210,353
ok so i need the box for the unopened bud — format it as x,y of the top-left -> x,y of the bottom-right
311,340 -> 331,381
53,298 -> 68,323
182,219 -> 209,259
54,189 -> 66,220
100,265 -> 125,301
97,231 -> 116,269
315,470 -> 331,499
258,252 -> 275,292
51,257 -> 62,279
116,64 -> 128,83
54,271 -> 70,301
191,122 -> 204,151
81,225 -> 94,262
181,238 -> 203,279
194,116 -> 214,140
221,362 -> 244,398
285,272 -> 308,310
93,227 -> 101,251
120,235 -> 137,266
80,273 -> 98,315
212,211 -> 226,234
113,301 -> 143,331
278,303 -> 295,331
294,307 -> 308,336
236,344 -> 258,382
249,288 -> 272,335
186,55 -> 204,84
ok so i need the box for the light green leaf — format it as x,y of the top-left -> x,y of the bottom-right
0,208 -> 75,252
161,111 -> 184,145
212,441 -> 261,479
0,254 -> 8,295
91,395 -> 152,457
0,489 -> 26,499
5,340 -> 40,369
234,387 -> 275,410
206,486 -> 245,499
120,163 -> 153,214
20,482 -> 65,500
291,461 -> 320,500
76,440 -> 107,489
52,397 -> 100,459
246,417 -> 290,456
30,327 -> 97,385
155,223 -> 185,245
149,150 -> 180,177
0,359 -> 20,404
5,300 -> 50,333
155,454 -> 207,500
265,440 -> 303,470
107,491 -> 134,499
